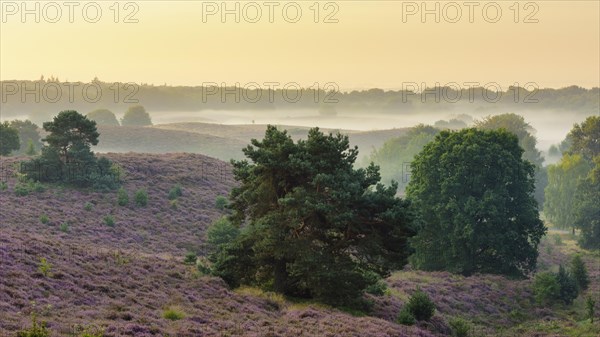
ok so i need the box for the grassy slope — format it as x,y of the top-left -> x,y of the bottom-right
0,153 -> 598,336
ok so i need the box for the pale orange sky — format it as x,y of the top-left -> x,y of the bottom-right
1,1 -> 599,90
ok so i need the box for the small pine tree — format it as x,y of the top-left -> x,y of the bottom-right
134,189 -> 148,206
556,265 -> 579,305
586,296 -> 596,323
570,255 -> 590,290
405,287 -> 435,321
117,188 -> 129,206
533,272 -> 560,305
25,139 -> 37,156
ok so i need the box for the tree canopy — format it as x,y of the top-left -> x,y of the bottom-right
87,109 -> 120,126
9,120 -> 42,155
406,128 -> 545,277
121,105 -> 152,126
368,124 -> 439,193
42,110 -> 100,164
209,125 -> 414,306
0,121 -> 20,156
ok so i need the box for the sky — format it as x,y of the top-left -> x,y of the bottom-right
1,1 -> 599,91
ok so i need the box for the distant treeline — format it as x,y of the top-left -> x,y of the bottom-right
1,79 -> 598,118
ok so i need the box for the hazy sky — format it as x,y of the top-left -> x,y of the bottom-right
1,1 -> 599,90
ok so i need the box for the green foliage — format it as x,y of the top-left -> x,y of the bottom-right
407,128 -> 545,277
184,251 -> 197,265
117,187 -> 129,206
121,105 -> 152,126
556,265 -> 579,305
396,307 -> 416,325
38,258 -> 52,277
574,156 -> 600,249
9,119 -> 42,155
553,234 -> 563,245
214,195 -> 228,210
103,215 -> 115,227
0,121 -> 20,156
533,272 -> 560,305
570,255 -> 590,290
404,287 -> 435,321
368,124 -> 439,192
16,314 -> 50,337
87,109 -> 120,126
134,189 -> 148,206
39,214 -> 49,224
168,183 -> 183,200
586,296 -> 596,323
14,180 -> 44,197
449,317 -> 471,337
25,139 -> 37,156
0,181 -> 7,190
567,116 -> 599,161
212,126 -> 414,307
60,222 -> 69,233
475,113 -> 546,206
21,111 -> 119,190
162,307 -> 185,321
544,154 -> 590,229
84,202 -> 93,211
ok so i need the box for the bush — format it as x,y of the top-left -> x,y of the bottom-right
38,258 -> 52,277
0,181 -> 7,190
586,296 -> 596,323
364,271 -> 388,296
397,307 -> 416,325
39,214 -> 49,224
405,287 -> 435,321
168,184 -> 183,200
556,265 -> 579,305
15,182 -> 30,196
215,195 -> 228,210
553,234 -> 563,245
169,199 -> 178,209
84,202 -> 93,211
449,317 -> 471,337
117,188 -> 129,206
134,189 -> 148,206
184,251 -> 197,265
571,255 -> 590,290
533,272 -> 560,305
60,223 -> 69,233
103,215 -> 115,227
163,307 -> 185,321
16,314 -> 50,337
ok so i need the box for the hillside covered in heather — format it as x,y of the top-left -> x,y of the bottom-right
0,152 -> 598,337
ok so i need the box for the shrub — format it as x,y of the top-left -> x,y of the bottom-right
38,258 -> 52,277
215,195 -> 228,210
405,287 -> 435,321
449,317 -> 471,337
571,255 -> 590,290
39,214 -> 49,224
553,234 -> 563,245
184,251 -> 197,265
163,307 -> 185,321
117,188 -> 129,206
169,199 -> 178,210
196,256 -> 212,275
0,181 -> 7,190
16,314 -> 50,337
168,184 -> 183,200
15,183 -> 30,196
533,272 -> 560,305
103,215 -> 115,227
586,296 -> 596,323
60,223 -> 69,233
556,265 -> 579,305
397,307 -> 416,325
134,189 -> 148,206
364,271 -> 388,296
84,202 -> 93,211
